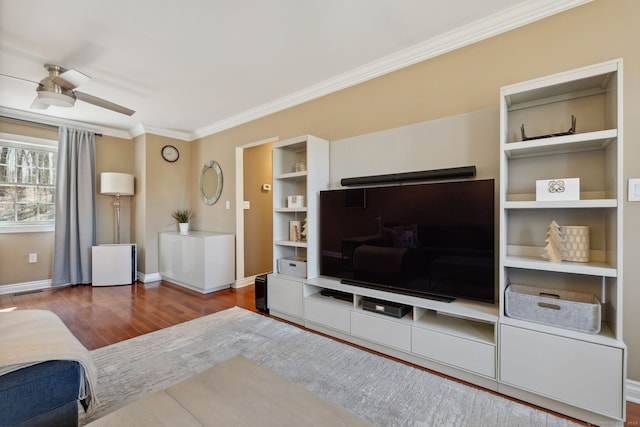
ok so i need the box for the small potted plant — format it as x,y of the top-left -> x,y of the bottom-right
172,209 -> 194,234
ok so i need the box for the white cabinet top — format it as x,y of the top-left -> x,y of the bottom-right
160,230 -> 234,238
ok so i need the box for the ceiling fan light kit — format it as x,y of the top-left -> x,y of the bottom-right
36,88 -> 76,107
22,63 -> 136,116
34,64 -> 77,107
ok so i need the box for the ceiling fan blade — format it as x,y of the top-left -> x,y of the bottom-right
75,91 -> 135,116
0,73 -> 39,85
53,68 -> 90,90
30,96 -> 50,110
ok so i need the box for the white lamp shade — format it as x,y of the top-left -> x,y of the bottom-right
101,172 -> 134,196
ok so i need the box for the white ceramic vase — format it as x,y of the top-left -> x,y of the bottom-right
179,222 -> 190,235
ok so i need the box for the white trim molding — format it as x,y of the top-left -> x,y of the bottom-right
0,107 -> 134,139
234,276 -> 257,289
0,279 -> 52,296
628,379 -> 640,404
138,272 -> 162,283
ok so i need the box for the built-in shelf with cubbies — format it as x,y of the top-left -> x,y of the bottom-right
267,135 -> 329,324
498,59 -> 626,424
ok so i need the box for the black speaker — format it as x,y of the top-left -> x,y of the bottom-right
255,274 -> 269,313
340,166 -> 476,187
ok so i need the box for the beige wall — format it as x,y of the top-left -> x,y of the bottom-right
243,142 -> 273,276
133,133 -> 146,271
141,134 -> 192,275
192,0 -> 640,380
191,136 -> 236,234
96,134 -> 136,245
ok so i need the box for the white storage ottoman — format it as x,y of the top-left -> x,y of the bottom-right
505,284 -> 601,334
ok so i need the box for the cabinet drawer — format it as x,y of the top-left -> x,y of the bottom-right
267,275 -> 303,318
412,327 -> 495,378
304,298 -> 350,333
351,311 -> 411,352
500,324 -> 623,419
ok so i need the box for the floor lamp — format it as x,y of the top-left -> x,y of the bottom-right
101,172 -> 135,244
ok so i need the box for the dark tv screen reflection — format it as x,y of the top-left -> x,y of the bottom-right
319,179 -> 495,304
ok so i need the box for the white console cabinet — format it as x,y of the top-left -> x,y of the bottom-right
159,231 -> 235,294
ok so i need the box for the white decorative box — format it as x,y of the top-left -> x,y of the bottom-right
505,284 -> 601,334
278,256 -> 307,278
536,178 -> 580,201
287,195 -> 305,208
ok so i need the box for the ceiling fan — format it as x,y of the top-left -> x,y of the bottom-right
27,64 -> 135,116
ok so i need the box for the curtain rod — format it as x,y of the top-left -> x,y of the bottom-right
0,115 -> 103,137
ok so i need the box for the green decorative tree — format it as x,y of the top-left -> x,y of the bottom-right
542,220 -> 564,263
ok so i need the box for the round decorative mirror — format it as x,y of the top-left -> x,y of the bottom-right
200,160 -> 223,205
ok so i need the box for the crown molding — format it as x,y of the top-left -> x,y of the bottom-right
191,0 -> 591,139
0,107 -> 195,141
0,106 -> 134,139
136,125 -> 193,141
129,123 -> 147,139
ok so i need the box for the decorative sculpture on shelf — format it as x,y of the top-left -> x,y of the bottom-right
521,115 -> 576,141
542,220 -> 564,263
289,221 -> 301,242
301,217 -> 308,242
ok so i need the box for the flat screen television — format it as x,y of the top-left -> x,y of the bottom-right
319,179 -> 495,304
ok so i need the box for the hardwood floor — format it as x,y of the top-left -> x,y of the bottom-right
0,281 -> 257,350
1,281 -> 638,426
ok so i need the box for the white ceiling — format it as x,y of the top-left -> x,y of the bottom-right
0,0 -> 588,140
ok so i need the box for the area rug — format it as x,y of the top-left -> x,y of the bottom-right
81,306 -> 580,426
85,355 -> 374,426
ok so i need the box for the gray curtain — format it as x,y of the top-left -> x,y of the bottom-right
52,127 -> 97,286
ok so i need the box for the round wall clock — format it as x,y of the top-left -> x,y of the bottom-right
161,145 -> 179,162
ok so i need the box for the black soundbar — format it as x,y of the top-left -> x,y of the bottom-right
340,166 -> 476,187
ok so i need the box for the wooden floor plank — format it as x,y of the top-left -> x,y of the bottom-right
0,281 -> 636,426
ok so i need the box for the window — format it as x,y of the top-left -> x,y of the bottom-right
0,133 -> 57,233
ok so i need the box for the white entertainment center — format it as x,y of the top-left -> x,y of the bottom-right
267,59 -> 626,425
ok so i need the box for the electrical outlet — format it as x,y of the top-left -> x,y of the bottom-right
629,178 -> 640,202
28,253 -> 37,263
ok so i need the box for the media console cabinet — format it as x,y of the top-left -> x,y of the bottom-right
269,274 -> 623,426
302,276 -> 498,389
268,60 -> 626,426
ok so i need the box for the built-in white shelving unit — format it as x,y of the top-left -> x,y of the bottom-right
498,59 -> 626,424
264,61 -> 626,426
267,135 -> 329,324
